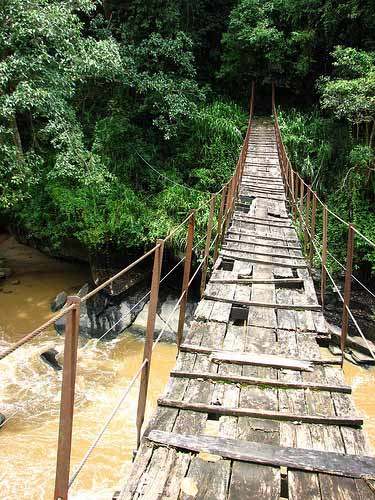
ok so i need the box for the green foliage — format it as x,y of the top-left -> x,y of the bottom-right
278,109 -> 351,192
319,47 -> 375,128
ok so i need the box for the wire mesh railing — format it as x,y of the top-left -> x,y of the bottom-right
272,82 -> 375,365
1,84 -> 255,499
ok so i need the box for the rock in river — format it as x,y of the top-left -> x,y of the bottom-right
54,282 -> 151,340
53,282 -> 197,342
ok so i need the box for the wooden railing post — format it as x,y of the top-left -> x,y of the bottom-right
309,193 -> 317,265
341,224 -> 355,365
320,205 -> 328,306
54,296 -> 81,500
304,188 -> 311,254
214,186 -> 227,262
200,195 -> 216,297
136,240 -> 164,448
176,212 -> 195,351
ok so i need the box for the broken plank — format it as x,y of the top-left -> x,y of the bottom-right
221,245 -> 305,260
219,252 -> 308,269
170,370 -> 352,393
148,431 -> 375,479
203,294 -> 321,311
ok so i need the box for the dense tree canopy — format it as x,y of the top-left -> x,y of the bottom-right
0,0 -> 374,273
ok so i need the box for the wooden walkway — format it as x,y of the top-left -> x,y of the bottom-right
119,120 -> 375,499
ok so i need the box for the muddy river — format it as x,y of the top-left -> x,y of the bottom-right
0,236 -> 374,499
0,236 -> 176,499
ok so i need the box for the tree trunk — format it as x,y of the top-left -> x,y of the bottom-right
10,114 -> 24,159
369,120 -> 375,148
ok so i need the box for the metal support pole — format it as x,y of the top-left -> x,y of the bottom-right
341,224 -> 355,365
320,205 -> 328,306
292,171 -> 298,219
136,240 -> 164,448
176,212 -> 195,350
299,178 -> 305,224
214,186 -> 227,262
309,193 -> 317,264
54,296 -> 81,500
200,195 -> 216,297
304,188 -> 311,254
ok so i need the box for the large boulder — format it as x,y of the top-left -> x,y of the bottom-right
54,282 -> 150,340
51,291 -> 67,312
53,282 -> 197,342
129,290 -> 197,342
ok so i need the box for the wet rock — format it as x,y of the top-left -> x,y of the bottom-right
0,267 -> 12,279
40,348 -> 62,371
129,291 -> 197,342
11,279 -> 20,285
0,413 -> 5,427
55,282 -> 150,340
51,291 -> 67,312
2,289 -> 13,294
53,282 -> 197,342
328,344 -> 342,356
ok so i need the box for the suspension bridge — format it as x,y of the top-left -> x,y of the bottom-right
1,84 -> 375,499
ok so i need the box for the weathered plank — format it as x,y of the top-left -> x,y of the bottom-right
157,400 -> 363,426
203,294 -> 321,311
169,370 -> 352,393
148,431 -> 375,479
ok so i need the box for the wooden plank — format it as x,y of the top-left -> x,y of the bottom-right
157,400 -> 363,426
179,345 -> 341,366
203,294 -> 321,311
210,350 -> 339,369
233,215 -> 292,228
221,245 -> 305,260
223,236 -> 301,251
148,431 -> 374,479
170,370 -> 352,393
227,229 -> 298,243
209,277 -> 304,285
219,252 -> 308,269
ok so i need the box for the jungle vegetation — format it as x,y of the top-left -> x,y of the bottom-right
1,0 -> 374,272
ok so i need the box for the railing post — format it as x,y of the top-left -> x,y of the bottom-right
309,193 -> 317,265
299,177 -> 305,225
214,186 -> 227,262
304,188 -> 311,254
320,205 -> 328,306
341,224 -> 355,365
200,194 -> 216,297
136,240 -> 164,448
54,296 -> 81,500
176,212 -> 195,351
292,171 -> 298,219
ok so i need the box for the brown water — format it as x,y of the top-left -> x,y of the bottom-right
344,361 -> 375,451
0,236 -> 176,499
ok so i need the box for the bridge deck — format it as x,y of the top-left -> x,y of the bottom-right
118,121 -> 375,499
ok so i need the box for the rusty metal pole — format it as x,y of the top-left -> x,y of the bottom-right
304,188 -> 311,254
292,171 -> 298,220
136,240 -> 164,448
309,193 -> 317,265
214,186 -> 227,262
320,205 -> 328,306
200,195 -> 216,297
221,181 -> 231,241
54,296 -> 81,500
299,178 -> 305,224
176,212 -> 195,351
341,224 -> 355,365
